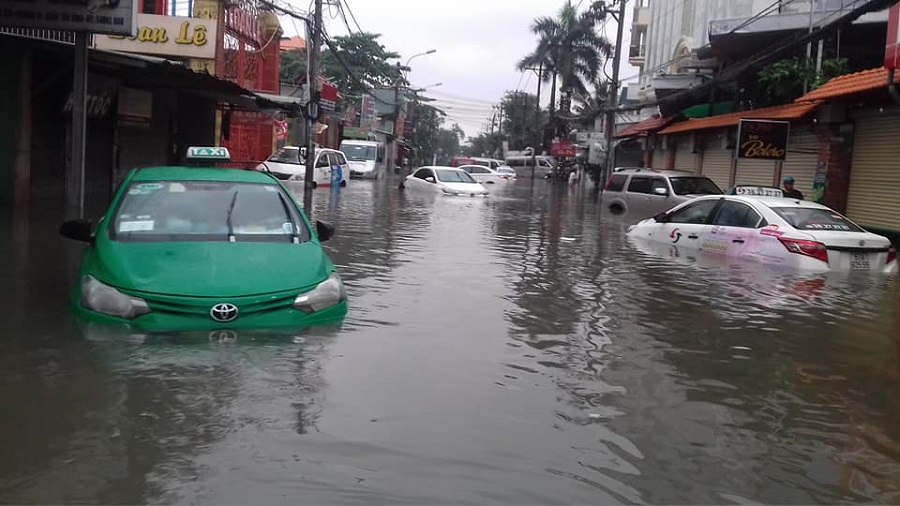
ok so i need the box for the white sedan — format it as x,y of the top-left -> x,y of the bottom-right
400,166 -> 489,196
627,192 -> 897,273
496,166 -> 518,180
457,164 -> 510,184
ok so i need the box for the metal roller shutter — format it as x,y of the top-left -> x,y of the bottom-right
673,136 -> 696,172
847,112 -> 900,230
735,159 -> 776,187
700,149 -> 733,191
653,149 -> 670,169
784,130 -> 819,197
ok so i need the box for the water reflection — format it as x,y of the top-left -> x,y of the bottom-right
0,178 -> 898,503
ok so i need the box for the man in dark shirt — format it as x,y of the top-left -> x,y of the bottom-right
782,175 -> 804,199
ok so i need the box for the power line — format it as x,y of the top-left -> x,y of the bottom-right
340,0 -> 364,33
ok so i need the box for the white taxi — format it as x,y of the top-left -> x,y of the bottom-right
257,146 -> 349,188
627,187 -> 897,273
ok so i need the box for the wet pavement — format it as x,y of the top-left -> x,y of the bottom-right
1,178 -> 899,504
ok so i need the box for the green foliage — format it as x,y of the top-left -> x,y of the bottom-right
279,32 -> 402,108
756,57 -> 849,105
500,91 -> 546,151
464,133 -> 504,158
433,124 -> 465,164
518,0 -> 613,106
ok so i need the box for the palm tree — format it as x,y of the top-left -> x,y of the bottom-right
517,1 -> 612,118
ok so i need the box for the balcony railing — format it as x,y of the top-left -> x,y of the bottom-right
0,26 -> 75,44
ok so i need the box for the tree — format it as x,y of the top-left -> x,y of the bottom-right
433,124 -> 465,164
464,132 -> 504,158
500,91 -> 546,151
754,57 -> 849,106
517,0 -> 613,117
279,32 -> 402,109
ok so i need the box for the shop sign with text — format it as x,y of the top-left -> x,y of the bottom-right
736,119 -> 789,161
0,0 -> 137,35
94,14 -> 217,59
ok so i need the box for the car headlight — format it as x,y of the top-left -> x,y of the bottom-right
293,272 -> 346,313
80,275 -> 150,319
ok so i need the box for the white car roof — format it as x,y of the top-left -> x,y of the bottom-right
458,164 -> 495,171
725,195 -> 832,210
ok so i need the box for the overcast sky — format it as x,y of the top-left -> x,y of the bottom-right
280,0 -> 639,139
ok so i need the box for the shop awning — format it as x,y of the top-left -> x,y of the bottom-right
657,101 -> 820,135
795,67 -> 899,102
614,114 -> 677,139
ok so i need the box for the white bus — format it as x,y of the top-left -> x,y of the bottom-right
339,139 -> 386,179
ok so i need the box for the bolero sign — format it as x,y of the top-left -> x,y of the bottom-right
736,119 -> 790,161
93,14 -> 217,59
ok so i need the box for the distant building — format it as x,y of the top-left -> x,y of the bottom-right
280,35 -> 306,52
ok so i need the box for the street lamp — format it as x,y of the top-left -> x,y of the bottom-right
412,82 -> 443,93
392,49 -> 437,172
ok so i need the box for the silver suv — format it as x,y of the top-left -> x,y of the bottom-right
602,168 -> 723,219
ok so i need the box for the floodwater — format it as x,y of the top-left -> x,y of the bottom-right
1,178 -> 899,504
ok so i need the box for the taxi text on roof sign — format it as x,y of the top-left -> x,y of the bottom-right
729,186 -> 784,197
186,146 -> 231,161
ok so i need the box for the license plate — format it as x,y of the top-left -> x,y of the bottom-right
850,253 -> 870,270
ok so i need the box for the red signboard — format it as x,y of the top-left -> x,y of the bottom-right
551,140 -> 576,158
886,1 -> 900,69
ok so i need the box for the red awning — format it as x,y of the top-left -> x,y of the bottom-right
795,67 -> 898,102
614,115 -> 677,139
657,101 -> 820,135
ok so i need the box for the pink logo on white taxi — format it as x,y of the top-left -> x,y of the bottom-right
760,224 -> 785,237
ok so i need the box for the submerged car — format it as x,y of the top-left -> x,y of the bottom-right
627,188 -> 897,273
457,164 -> 509,184
257,145 -> 349,188
399,166 -> 490,196
602,168 -> 723,219
60,147 -> 348,332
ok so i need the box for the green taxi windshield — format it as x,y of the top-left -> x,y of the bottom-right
109,181 -> 309,242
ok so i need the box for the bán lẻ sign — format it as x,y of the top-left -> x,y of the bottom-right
93,14 -> 217,60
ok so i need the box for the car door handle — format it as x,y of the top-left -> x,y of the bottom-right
732,239 -> 745,244
687,234 -> 699,239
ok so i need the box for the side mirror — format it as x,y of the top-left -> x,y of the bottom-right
299,146 -> 308,160
652,187 -> 669,196
653,212 -> 669,223
425,177 -> 435,183
316,220 -> 335,241
60,219 -> 94,243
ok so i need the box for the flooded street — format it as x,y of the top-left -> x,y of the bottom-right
1,178 -> 900,504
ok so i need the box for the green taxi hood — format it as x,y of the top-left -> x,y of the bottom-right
85,239 -> 332,297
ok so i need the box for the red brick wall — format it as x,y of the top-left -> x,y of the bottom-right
817,123 -> 854,214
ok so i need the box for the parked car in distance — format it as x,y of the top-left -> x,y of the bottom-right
627,189 -> 897,273
457,164 -> 509,184
59,146 -> 348,332
505,155 -> 555,178
496,166 -> 517,180
450,156 -> 503,170
399,166 -> 490,197
257,146 -> 349,188
602,168 -> 723,219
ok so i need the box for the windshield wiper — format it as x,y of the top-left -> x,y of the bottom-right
226,190 -> 239,242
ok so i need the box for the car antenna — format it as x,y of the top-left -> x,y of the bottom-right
225,191 -> 239,242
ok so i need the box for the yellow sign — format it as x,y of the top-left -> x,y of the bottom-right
94,14 -> 217,60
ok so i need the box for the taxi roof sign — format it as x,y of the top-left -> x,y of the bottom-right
186,146 -> 231,162
727,185 -> 784,197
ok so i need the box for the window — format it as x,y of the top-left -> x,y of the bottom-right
110,181 -> 307,243
627,176 -> 653,194
650,177 -> 669,195
712,201 -> 762,228
669,177 -> 722,196
414,168 -> 434,180
267,147 -> 300,164
668,199 -> 720,224
771,207 -> 864,232
470,166 -> 490,174
341,144 -> 377,161
435,169 -> 476,183
316,153 -> 331,168
330,152 -> 347,166
606,174 -> 628,192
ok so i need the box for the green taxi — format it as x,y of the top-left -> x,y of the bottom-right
60,147 -> 347,332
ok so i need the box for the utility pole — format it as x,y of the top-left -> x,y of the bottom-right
304,0 -> 322,195
532,62 -> 543,181
602,0 -> 627,190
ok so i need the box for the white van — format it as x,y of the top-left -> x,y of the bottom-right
505,155 -> 555,178
256,146 -> 349,188
339,139 -> 386,179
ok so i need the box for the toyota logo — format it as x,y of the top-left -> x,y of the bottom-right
210,303 -> 239,323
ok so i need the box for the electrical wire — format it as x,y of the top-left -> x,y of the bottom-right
340,0 -> 364,33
